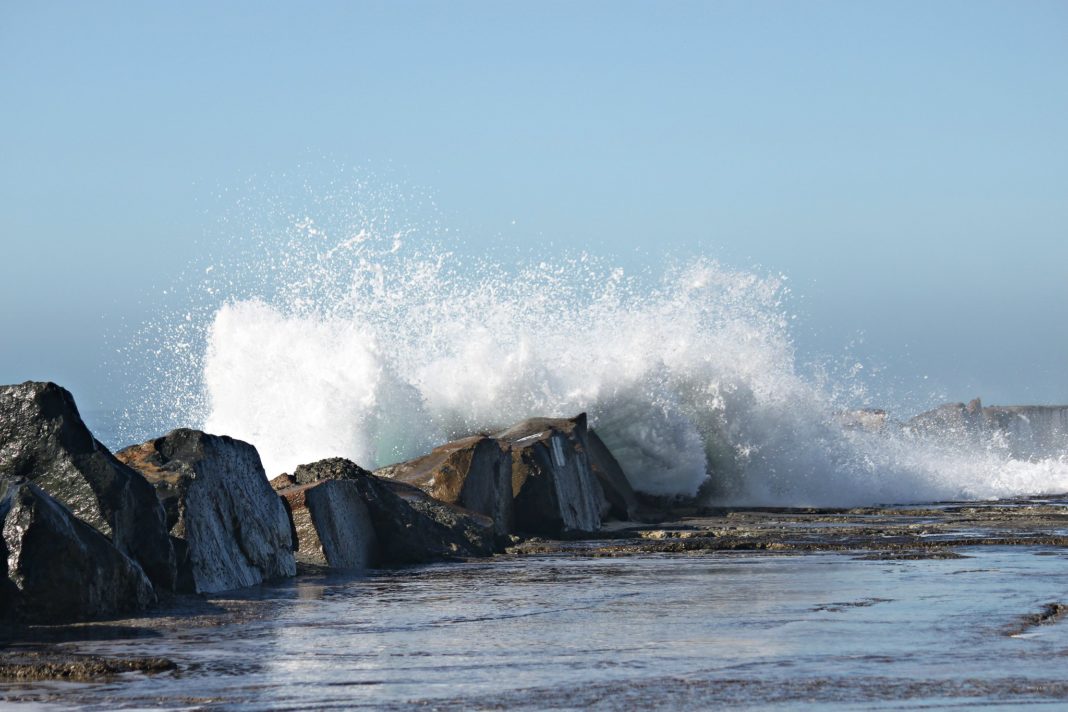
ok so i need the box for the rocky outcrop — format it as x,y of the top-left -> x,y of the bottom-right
586,428 -> 641,521
983,406 -> 1068,459
0,382 -> 176,592
293,458 -> 496,564
0,478 -> 154,623
908,398 -> 986,437
375,436 -> 513,537
272,478 -> 379,570
908,398 -> 1068,458
495,414 -> 608,537
837,409 -> 889,433
116,429 -> 295,594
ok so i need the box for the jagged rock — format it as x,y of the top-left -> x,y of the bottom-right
116,429 -> 295,594
294,458 -> 496,563
273,479 -> 379,570
0,478 -> 154,623
375,436 -> 513,536
495,414 -> 608,536
0,382 -> 176,592
586,428 -> 641,521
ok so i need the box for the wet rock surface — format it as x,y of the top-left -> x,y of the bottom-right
1006,601 -> 1068,636
376,435 -> 514,537
0,479 -> 154,623
586,428 -> 643,521
0,650 -> 175,681
294,457 -> 496,563
0,382 -> 176,591
495,414 -> 608,536
505,495 -> 1068,557
117,429 -> 295,594
273,479 -> 379,570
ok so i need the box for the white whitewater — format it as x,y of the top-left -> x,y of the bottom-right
125,183 -> 1068,506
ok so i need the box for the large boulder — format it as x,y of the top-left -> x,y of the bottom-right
586,428 -> 641,521
375,436 -> 513,537
0,382 -> 176,592
293,458 -> 496,564
271,476 -> 379,570
0,478 -> 154,623
495,414 -> 608,537
116,429 -> 295,594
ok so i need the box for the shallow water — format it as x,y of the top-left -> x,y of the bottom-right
5,547 -> 1068,710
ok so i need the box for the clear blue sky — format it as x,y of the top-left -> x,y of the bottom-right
2,1 -> 1066,411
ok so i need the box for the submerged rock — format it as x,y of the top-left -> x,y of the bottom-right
116,429 -> 295,594
495,414 -> 608,536
375,436 -> 514,537
294,458 -> 496,563
0,650 -> 176,681
0,382 -> 176,592
0,479 -> 154,623
273,479 -> 379,570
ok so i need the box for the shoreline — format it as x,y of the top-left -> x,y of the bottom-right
3,493 -> 1066,681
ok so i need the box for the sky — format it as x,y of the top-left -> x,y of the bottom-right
2,1 -> 1067,414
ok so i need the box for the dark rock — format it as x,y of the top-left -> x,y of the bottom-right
586,428 -> 641,521
0,479 -> 154,623
0,650 -> 176,681
274,480 -> 379,570
0,382 -> 176,592
495,414 -> 608,537
294,458 -> 496,563
375,436 -> 513,536
116,429 -> 295,594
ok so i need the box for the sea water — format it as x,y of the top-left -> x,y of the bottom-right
6,548 -> 1068,710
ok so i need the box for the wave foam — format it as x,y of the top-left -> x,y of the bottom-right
125,181 -> 1068,505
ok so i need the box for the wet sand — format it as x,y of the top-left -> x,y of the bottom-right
3,496 -> 1067,710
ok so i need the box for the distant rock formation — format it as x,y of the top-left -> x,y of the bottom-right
908,398 -> 1068,458
117,429 -> 296,594
837,408 -> 889,433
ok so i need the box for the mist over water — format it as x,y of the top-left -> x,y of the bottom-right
121,177 -> 1068,506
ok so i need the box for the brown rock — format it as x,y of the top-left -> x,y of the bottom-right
495,413 -> 608,537
375,436 -> 513,536
276,480 -> 379,570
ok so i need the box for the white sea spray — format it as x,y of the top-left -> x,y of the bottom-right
120,177 -> 1068,505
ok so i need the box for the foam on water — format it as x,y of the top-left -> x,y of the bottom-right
122,179 -> 1068,506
